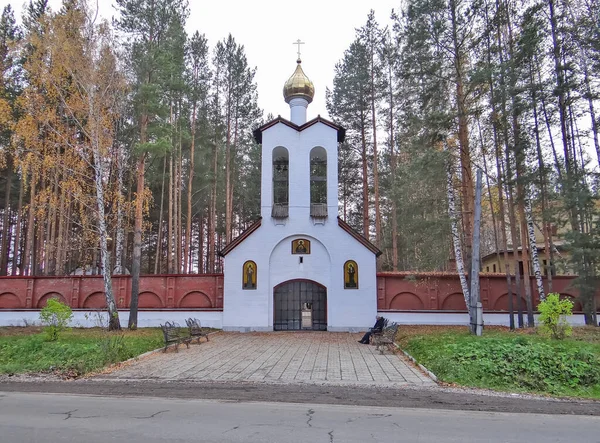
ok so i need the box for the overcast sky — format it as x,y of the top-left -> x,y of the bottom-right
6,0 -> 401,119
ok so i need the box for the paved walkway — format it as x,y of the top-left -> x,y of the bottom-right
103,332 -> 435,387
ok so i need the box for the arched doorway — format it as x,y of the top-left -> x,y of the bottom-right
273,280 -> 327,331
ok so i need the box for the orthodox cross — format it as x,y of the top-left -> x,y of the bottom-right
293,39 -> 305,59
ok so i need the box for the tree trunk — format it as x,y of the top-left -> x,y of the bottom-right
548,0 -> 578,232
23,178 -> 36,276
55,188 -> 66,275
388,62 -> 398,271
198,216 -> 204,273
11,179 -> 23,276
446,151 -> 471,313
184,101 -> 197,273
530,66 -> 553,293
168,152 -> 174,273
360,115 -> 369,239
370,51 -> 381,252
155,156 -> 167,274
91,122 -> 121,330
129,152 -> 145,330
225,105 -> 232,243
0,162 -> 12,276
115,146 -> 126,275
208,140 -> 218,272
450,0 -> 474,265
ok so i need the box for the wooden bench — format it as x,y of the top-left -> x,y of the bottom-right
186,318 -> 209,344
372,322 -> 399,354
160,321 -> 191,352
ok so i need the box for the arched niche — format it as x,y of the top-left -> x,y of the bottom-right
389,292 -> 425,310
179,291 -> 213,308
0,292 -> 22,309
310,146 -> 327,217
138,291 -> 163,308
272,146 -> 289,218
243,260 -> 257,290
344,260 -> 358,289
493,293 -> 528,311
441,292 -> 467,310
82,292 -> 107,309
37,292 -> 68,308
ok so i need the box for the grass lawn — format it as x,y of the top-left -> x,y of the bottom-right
396,325 -> 600,399
0,327 -> 163,377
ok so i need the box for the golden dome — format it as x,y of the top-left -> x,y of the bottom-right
283,59 -> 315,104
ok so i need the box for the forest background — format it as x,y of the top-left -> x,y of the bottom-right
0,0 -> 598,329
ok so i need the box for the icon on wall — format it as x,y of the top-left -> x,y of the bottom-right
291,238 -> 311,254
242,260 -> 257,289
344,260 -> 358,289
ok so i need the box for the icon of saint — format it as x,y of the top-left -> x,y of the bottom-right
295,240 -> 307,254
244,263 -> 255,289
346,263 -> 357,288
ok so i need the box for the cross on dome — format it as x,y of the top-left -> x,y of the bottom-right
283,39 -> 315,110
293,39 -> 305,61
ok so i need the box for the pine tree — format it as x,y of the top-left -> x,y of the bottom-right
115,0 -> 189,328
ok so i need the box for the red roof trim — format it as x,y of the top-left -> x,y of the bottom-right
219,218 -> 262,256
337,217 -> 382,257
253,115 -> 345,144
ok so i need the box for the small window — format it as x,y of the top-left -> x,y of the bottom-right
310,147 -> 327,218
542,260 -> 547,276
518,261 -> 524,276
493,264 -> 497,272
486,266 -> 489,272
272,147 -> 289,218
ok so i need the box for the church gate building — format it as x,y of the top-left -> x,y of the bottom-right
220,57 -> 381,332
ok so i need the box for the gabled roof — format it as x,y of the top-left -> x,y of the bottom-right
253,115 -> 346,144
218,216 -> 381,258
219,218 -> 262,257
337,217 -> 382,257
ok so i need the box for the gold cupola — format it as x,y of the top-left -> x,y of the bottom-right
283,58 -> 315,104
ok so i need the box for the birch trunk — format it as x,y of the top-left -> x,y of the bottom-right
91,114 -> 121,330
446,153 -> 470,313
525,193 -> 545,302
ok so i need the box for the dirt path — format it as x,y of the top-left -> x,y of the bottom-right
1,378 -> 599,416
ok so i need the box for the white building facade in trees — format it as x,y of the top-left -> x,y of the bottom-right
221,57 -> 380,331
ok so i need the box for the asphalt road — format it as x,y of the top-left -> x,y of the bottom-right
2,378 -> 600,415
0,391 -> 599,443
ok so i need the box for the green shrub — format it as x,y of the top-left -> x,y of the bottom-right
405,333 -> 600,396
538,293 -> 574,339
39,299 -> 73,341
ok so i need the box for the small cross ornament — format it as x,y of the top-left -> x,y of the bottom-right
293,39 -> 305,59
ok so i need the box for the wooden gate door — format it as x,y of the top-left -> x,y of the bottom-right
273,280 -> 327,331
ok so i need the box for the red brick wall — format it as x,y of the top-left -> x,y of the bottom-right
376,273 -> 600,312
0,272 -> 597,313
0,274 -> 224,310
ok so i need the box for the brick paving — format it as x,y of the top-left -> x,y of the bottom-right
103,332 -> 435,386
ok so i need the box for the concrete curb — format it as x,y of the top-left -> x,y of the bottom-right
393,342 -> 439,383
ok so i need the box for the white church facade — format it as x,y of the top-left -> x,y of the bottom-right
220,57 -> 381,332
